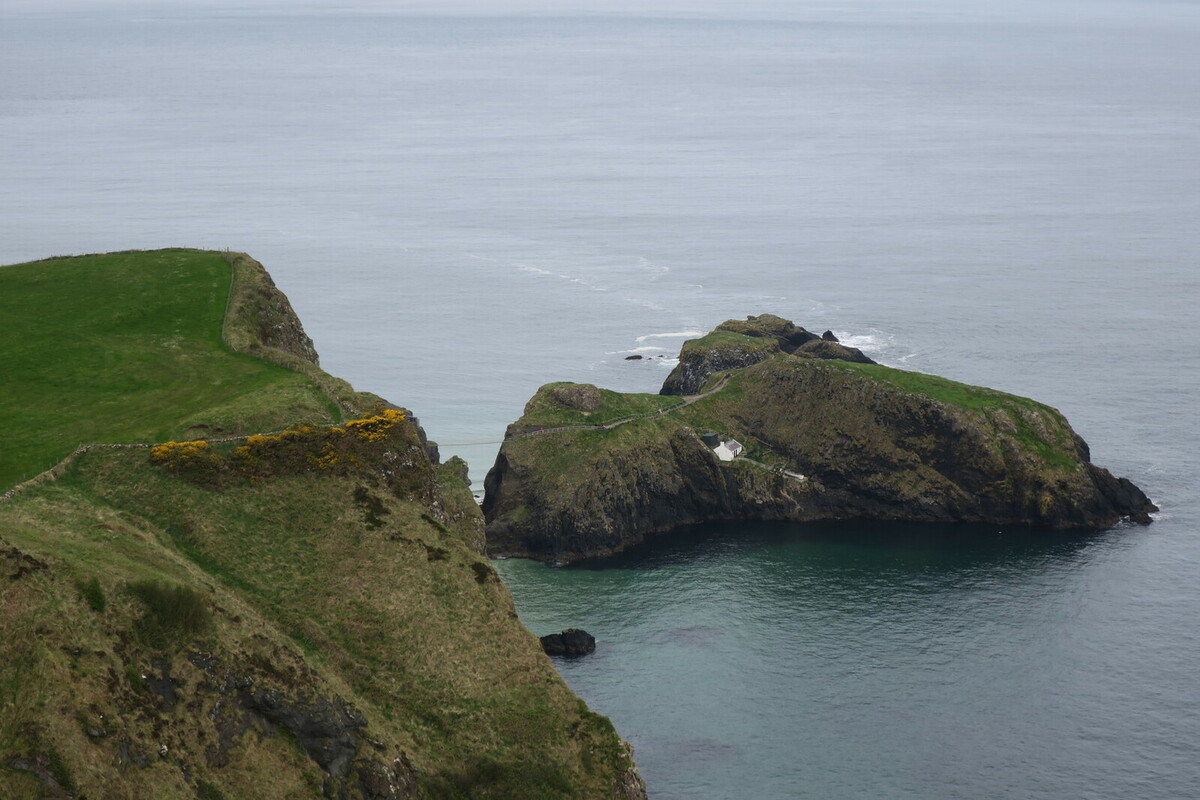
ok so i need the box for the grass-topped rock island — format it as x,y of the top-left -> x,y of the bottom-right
483,315 -> 1157,563
0,250 -> 646,800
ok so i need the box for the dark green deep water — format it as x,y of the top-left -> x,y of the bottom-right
495,520 -> 1198,799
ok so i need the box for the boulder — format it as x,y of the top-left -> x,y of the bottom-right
793,339 -> 875,364
550,383 -> 602,411
539,629 -> 596,656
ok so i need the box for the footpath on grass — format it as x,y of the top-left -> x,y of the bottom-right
441,374 -> 735,447
445,373 -> 811,486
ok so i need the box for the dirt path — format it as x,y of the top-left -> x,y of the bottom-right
442,373 -> 735,446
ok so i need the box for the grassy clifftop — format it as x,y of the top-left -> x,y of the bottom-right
0,250 -> 341,491
0,250 -> 644,799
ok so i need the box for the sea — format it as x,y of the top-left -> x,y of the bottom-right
2,1 -> 1198,797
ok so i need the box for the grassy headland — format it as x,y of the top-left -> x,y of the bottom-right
0,250 -> 337,491
0,250 -> 644,799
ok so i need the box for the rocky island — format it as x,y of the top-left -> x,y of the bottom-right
484,314 -> 1157,563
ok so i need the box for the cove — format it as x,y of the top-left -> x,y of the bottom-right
493,520 -> 1159,800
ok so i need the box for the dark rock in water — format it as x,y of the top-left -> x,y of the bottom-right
540,628 -> 596,656
822,330 -> 839,342
625,354 -> 644,360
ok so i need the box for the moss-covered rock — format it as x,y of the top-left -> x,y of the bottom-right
660,315 -> 873,395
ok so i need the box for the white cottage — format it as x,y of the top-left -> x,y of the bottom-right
713,439 -> 744,462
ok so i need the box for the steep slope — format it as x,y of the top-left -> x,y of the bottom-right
484,320 -> 1156,563
0,250 -> 645,800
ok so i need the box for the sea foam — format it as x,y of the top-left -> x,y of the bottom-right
635,331 -> 703,343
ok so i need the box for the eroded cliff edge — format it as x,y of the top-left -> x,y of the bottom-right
484,317 -> 1157,563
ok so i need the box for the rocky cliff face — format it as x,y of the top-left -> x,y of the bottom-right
223,251 -> 320,366
485,324 -> 1156,563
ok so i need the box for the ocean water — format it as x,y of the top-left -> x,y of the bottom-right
3,1 -> 1198,797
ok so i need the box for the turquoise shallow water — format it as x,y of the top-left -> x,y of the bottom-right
3,1 -> 1199,796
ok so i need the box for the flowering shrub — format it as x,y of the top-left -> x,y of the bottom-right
149,440 -> 220,473
342,408 -> 406,442
149,408 -> 409,484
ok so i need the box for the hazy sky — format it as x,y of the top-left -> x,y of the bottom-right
7,0 -> 1199,27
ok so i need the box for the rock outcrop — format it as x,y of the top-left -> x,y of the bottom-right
660,314 -> 873,396
485,320 -> 1156,563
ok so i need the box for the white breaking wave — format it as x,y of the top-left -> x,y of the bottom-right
836,330 -> 894,353
606,346 -> 667,355
635,331 -> 703,343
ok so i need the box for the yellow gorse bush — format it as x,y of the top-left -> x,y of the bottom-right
342,408 -> 406,442
148,408 -> 408,482
149,440 -> 220,472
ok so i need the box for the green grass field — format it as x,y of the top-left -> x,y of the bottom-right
679,329 -> 779,353
0,249 -> 337,490
516,382 -> 685,429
